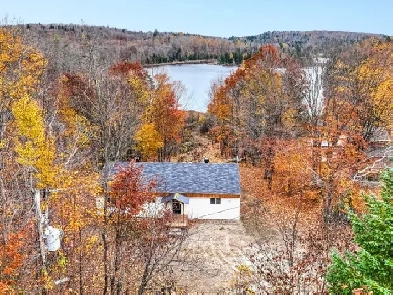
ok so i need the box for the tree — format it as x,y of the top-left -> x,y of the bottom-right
0,27 -> 58,292
0,24 -> 193,294
269,139 -> 318,199
142,73 -> 185,161
323,39 -> 393,142
240,194 -> 353,294
134,123 -> 163,161
208,44 -> 307,159
0,228 -> 28,293
105,161 -> 155,294
327,168 -> 393,294
104,162 -> 188,294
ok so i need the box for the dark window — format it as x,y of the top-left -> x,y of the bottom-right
210,198 -> 221,204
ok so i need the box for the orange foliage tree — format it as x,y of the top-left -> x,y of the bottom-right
140,73 -> 185,161
0,228 -> 29,292
323,39 -> 393,141
208,44 -> 307,157
103,162 -> 188,294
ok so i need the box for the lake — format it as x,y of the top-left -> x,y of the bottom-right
149,64 -> 237,112
149,63 -> 323,114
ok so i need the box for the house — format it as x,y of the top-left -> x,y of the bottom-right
354,145 -> 393,184
112,162 -> 241,221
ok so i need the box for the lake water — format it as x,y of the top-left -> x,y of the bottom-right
149,64 -> 323,114
149,64 -> 237,112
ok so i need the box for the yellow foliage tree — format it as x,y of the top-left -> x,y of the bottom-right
140,73 -> 185,161
0,27 -> 58,291
11,94 -> 57,188
135,123 -> 163,161
0,28 -> 56,188
325,39 -> 393,141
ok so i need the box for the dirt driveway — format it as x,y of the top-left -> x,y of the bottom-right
172,222 -> 255,292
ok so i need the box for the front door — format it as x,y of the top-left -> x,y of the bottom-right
172,200 -> 182,215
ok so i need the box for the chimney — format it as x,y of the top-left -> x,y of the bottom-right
204,158 -> 209,163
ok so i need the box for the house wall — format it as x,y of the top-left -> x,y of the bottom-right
136,196 -> 241,220
185,197 -> 240,220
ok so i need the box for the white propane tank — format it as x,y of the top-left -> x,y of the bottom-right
44,226 -> 62,251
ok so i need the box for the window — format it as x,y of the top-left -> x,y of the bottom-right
210,198 -> 221,204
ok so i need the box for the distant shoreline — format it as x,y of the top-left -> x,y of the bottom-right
143,59 -> 222,68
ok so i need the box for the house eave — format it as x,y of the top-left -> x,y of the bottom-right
153,192 -> 240,198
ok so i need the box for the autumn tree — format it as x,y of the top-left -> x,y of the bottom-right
313,38 -> 392,222
104,161 -> 155,294
134,123 -> 164,161
2,27 -> 153,292
239,194 -> 354,293
0,227 -> 30,293
269,139 -> 318,199
137,73 -> 185,161
104,162 -> 188,294
0,26 -> 59,292
323,39 -> 393,142
208,45 -> 307,158
61,54 -> 154,292
134,213 -> 188,295
0,26 -> 101,293
1,23 -> 189,294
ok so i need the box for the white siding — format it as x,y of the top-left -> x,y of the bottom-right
185,197 -> 240,220
137,197 -> 165,217
134,197 -> 241,220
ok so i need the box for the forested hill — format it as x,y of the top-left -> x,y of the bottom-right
18,23 -> 387,66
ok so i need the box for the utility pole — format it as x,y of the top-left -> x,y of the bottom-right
34,188 -> 47,271
33,188 -> 49,295
34,187 -> 64,292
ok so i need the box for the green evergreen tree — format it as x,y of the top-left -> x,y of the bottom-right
327,168 -> 393,294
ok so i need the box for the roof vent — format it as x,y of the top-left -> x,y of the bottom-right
204,158 -> 209,163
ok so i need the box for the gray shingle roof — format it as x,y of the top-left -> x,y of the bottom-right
112,162 -> 241,195
142,162 -> 240,195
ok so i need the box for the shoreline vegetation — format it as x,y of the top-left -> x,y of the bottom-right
143,59 -> 240,68
143,59 -> 232,67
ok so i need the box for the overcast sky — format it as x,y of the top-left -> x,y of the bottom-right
1,0 -> 392,37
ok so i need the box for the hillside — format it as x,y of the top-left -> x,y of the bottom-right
15,23 -> 387,70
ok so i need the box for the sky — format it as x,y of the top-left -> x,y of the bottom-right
1,0 -> 392,37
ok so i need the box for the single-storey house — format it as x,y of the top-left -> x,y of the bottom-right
111,162 -> 241,221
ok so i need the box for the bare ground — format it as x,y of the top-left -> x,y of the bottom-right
172,223 -> 257,293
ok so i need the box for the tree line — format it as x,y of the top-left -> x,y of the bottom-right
18,23 -> 386,67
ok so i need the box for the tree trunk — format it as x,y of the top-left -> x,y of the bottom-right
111,226 -> 122,295
102,231 -> 109,295
102,187 -> 109,295
79,228 -> 83,295
138,269 -> 149,295
138,256 -> 153,295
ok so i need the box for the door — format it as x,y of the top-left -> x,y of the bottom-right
172,200 -> 182,214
